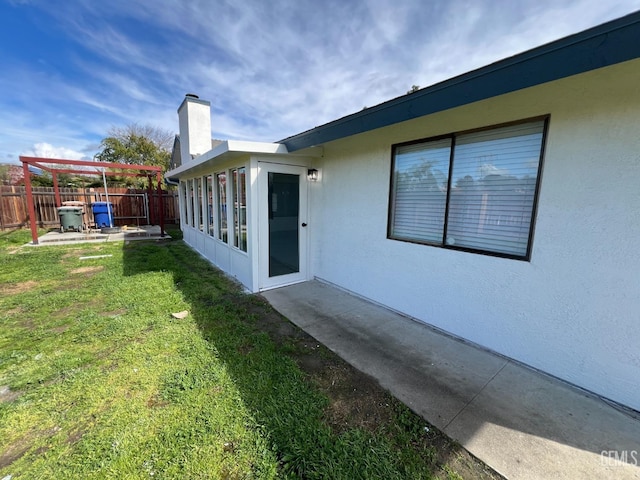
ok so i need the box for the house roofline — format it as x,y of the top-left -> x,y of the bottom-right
165,140 -> 289,178
279,10 -> 640,151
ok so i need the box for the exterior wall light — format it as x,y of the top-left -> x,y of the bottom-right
307,168 -> 319,181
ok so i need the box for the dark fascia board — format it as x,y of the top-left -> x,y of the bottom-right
280,10 -> 640,152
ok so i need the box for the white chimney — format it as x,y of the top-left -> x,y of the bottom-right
177,94 -> 211,162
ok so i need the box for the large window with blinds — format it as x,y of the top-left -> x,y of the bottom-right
389,117 -> 547,259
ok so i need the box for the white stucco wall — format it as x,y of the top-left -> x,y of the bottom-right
309,59 -> 640,410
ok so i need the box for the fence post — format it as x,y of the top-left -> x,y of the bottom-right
52,175 -> 61,207
0,187 -> 4,230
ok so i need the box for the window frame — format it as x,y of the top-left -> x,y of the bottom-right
205,175 -> 215,237
216,171 -> 228,244
231,166 -> 248,252
188,179 -> 195,228
387,116 -> 549,261
195,177 -> 204,232
179,180 -> 188,227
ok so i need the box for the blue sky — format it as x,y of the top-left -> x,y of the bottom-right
1,0 -> 639,164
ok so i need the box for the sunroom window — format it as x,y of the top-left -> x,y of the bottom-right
205,175 -> 215,237
389,118 -> 547,259
231,167 -> 247,252
216,172 -> 228,243
188,179 -> 195,227
195,177 -> 203,232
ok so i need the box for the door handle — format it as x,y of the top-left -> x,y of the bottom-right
301,223 -> 307,227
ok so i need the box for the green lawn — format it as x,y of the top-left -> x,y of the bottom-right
0,229 -> 492,479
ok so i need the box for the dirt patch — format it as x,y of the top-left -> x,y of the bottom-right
49,324 -> 70,334
66,428 -> 86,445
0,426 -> 60,469
62,247 -> 103,257
51,305 -> 81,321
0,385 -> 21,403
0,439 -> 31,469
147,394 -> 169,409
6,306 -> 23,316
316,362 -> 396,434
234,295 -> 505,479
70,266 -> 104,275
51,296 -> 106,320
0,280 -> 38,296
237,342 -> 254,356
60,249 -> 85,261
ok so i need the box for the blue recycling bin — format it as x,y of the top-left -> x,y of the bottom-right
92,202 -> 114,228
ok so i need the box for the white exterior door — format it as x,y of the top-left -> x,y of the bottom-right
258,162 -> 309,290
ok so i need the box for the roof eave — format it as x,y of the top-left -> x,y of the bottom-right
165,140 -> 289,178
280,10 -> 640,152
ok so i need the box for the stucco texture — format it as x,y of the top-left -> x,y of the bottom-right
309,59 -> 640,411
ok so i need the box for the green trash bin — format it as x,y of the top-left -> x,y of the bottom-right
58,206 -> 83,232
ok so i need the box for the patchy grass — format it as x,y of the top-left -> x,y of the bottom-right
0,229 -> 502,479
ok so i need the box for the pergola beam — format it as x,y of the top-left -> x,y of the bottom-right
20,156 -> 165,245
20,156 -> 162,172
46,168 -> 151,178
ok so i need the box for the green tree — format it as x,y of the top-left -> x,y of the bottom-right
95,123 -> 172,172
30,171 -> 54,187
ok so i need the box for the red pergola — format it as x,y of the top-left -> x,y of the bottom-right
19,156 -> 165,245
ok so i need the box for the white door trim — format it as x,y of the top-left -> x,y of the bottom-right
258,162 -> 309,291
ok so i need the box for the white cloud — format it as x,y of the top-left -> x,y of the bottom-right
22,142 -> 88,160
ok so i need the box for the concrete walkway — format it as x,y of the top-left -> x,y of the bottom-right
262,280 -> 640,480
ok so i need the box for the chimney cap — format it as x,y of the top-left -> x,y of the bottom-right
177,94 -> 210,114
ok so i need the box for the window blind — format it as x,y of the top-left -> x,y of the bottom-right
390,138 -> 451,243
446,121 -> 544,256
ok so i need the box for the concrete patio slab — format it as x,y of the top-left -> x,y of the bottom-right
30,225 -> 169,246
262,279 -> 640,480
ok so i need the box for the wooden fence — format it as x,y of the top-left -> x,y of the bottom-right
0,186 -> 180,230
